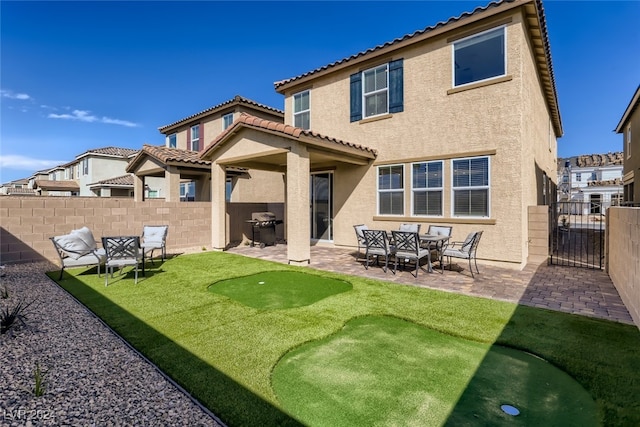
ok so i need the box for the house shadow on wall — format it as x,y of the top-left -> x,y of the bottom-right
0,227 -> 49,264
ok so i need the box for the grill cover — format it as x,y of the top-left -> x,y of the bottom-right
252,212 -> 277,222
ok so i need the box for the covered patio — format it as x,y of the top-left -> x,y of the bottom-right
201,113 -> 377,265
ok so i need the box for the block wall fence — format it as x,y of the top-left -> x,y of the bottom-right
0,197 -> 283,265
607,207 -> 640,329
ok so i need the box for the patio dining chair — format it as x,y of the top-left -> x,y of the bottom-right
442,231 -> 483,278
102,236 -> 143,286
141,225 -> 168,265
362,229 -> 395,273
391,230 -> 431,277
353,224 -> 369,261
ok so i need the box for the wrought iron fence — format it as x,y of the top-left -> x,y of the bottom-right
549,202 -> 605,269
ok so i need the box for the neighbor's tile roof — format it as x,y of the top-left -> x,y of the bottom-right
158,95 -> 284,133
274,0 -> 562,136
3,187 -> 37,196
76,146 -> 139,158
126,145 -> 211,173
34,180 -> 80,191
201,113 -> 377,159
89,174 -> 134,187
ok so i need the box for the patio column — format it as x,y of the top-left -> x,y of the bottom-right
134,175 -> 144,202
211,162 -> 226,251
286,145 -> 310,265
165,166 -> 180,202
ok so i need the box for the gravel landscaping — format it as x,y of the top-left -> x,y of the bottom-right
0,262 -> 223,427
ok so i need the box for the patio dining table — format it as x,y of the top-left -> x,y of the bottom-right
419,234 -> 450,273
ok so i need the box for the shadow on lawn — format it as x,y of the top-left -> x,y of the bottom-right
445,262 -> 640,426
55,271 -> 304,427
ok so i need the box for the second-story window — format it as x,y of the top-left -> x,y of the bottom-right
575,173 -> 581,182
363,64 -> 388,117
350,59 -> 403,122
628,126 -> 632,158
293,90 -> 310,129
453,26 -> 506,87
190,125 -> 200,151
223,113 -> 234,130
82,158 -> 89,175
168,134 -> 177,148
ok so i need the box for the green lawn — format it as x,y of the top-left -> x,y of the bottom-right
49,252 -> 640,426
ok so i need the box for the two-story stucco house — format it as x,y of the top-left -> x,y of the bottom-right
616,84 -> 640,204
127,95 -> 286,202
201,0 -> 561,269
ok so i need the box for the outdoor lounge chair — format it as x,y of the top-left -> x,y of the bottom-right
50,227 -> 106,280
391,230 -> 431,277
102,236 -> 143,286
141,225 -> 168,264
442,231 -> 483,278
362,229 -> 395,273
353,224 -> 368,260
399,223 -> 421,233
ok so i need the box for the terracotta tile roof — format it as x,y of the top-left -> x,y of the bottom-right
274,0 -> 562,136
201,113 -> 377,159
76,146 -> 139,158
158,95 -> 284,133
559,152 -> 624,169
34,180 -> 80,191
126,145 -> 211,173
89,174 -> 134,187
587,178 -> 622,187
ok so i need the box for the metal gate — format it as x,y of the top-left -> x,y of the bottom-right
549,202 -> 605,269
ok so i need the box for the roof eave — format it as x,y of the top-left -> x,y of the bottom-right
615,85 -> 640,133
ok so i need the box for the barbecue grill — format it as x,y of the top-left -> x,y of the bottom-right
246,212 -> 283,248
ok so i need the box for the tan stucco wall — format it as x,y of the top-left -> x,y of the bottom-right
279,9 -> 555,268
231,169 -> 285,203
607,207 -> 640,328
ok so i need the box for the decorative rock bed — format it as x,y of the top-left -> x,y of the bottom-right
0,262 -> 222,426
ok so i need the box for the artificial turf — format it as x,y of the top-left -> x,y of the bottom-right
48,251 -> 640,426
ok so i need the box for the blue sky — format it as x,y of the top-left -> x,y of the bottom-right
1,0 -> 639,184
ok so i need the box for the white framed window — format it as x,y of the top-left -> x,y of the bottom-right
82,158 -> 89,175
377,164 -> 404,215
225,177 -> 233,202
190,125 -> 200,151
453,26 -> 506,87
180,181 -> 195,202
452,156 -> 490,217
293,90 -> 310,129
168,134 -> 177,148
627,125 -> 632,158
411,161 -> 443,216
575,173 -> 581,182
363,64 -> 389,118
223,113 -> 234,130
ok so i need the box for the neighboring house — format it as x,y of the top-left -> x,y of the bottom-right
0,178 -> 36,196
24,146 -> 138,197
29,167 -> 80,196
127,95 -> 285,202
616,84 -> 640,204
557,152 -> 623,213
201,0 -> 561,268
68,146 -> 138,197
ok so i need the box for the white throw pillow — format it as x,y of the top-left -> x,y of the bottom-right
54,233 -> 92,260
71,227 -> 97,250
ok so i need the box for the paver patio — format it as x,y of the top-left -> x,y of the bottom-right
226,244 -> 634,325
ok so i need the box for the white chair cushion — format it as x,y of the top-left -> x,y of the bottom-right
143,226 -> 167,244
54,233 -> 92,260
